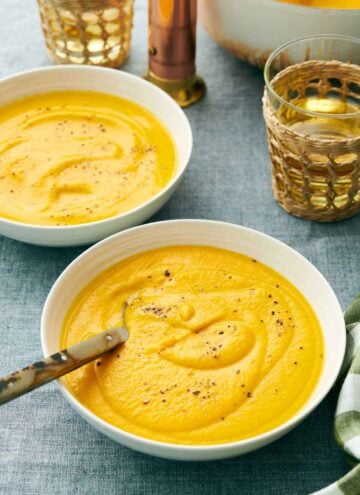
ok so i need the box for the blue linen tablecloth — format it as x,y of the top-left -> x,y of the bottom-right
0,1 -> 359,494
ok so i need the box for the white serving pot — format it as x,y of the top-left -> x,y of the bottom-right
198,0 -> 360,67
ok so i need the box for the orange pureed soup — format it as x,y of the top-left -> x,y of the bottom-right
278,0 -> 359,7
0,91 -> 176,226
62,246 -> 324,445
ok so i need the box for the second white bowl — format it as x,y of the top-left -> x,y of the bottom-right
0,66 -> 192,246
41,220 -> 346,461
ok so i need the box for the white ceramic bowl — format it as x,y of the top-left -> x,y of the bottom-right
41,220 -> 346,461
0,66 -> 192,247
199,0 -> 360,68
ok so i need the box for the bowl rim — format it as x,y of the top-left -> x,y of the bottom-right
0,65 -> 193,231
41,219 -> 346,453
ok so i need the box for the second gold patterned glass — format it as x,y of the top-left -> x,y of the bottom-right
263,35 -> 360,222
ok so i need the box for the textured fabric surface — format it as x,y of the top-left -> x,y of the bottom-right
335,297 -> 360,463
0,1 -> 359,494
313,297 -> 360,495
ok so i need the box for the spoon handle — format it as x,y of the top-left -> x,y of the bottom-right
0,327 -> 128,406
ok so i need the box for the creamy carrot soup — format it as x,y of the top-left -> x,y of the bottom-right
278,0 -> 359,8
0,91 -> 176,225
62,246 -> 324,445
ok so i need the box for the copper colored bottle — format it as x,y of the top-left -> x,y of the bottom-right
146,0 -> 206,107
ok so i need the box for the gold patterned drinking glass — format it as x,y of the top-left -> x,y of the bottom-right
263,35 -> 360,222
37,0 -> 134,67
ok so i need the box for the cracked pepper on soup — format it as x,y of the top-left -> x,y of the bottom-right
62,246 -> 324,445
0,91 -> 176,225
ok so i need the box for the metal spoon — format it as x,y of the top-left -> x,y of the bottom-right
0,304 -> 129,406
